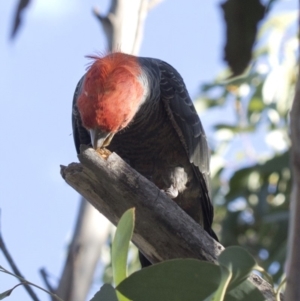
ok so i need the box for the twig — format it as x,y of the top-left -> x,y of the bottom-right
0,266 -> 64,301
39,268 -> 55,294
0,211 -> 40,301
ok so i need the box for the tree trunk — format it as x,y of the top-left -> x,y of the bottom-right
284,5 -> 300,298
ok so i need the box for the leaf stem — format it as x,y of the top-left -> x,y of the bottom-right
0,266 -> 65,301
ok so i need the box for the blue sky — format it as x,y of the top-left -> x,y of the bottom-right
0,1 -> 296,300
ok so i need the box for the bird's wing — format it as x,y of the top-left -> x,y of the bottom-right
156,59 -> 214,230
72,76 -> 91,154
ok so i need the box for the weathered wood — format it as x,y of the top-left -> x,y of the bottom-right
61,146 -> 277,301
61,147 -> 222,263
93,0 -> 150,55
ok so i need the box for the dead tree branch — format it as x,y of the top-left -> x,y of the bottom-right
93,0 -> 151,55
61,146 -> 276,301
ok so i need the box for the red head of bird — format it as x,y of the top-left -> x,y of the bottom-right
76,52 -> 147,148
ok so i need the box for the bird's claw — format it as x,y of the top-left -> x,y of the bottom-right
160,186 -> 178,199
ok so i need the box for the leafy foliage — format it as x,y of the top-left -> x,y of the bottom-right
98,3 -> 295,297
94,210 -> 265,301
196,6 -> 297,283
111,208 -> 135,301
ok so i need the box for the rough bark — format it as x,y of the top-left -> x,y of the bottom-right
61,146 -> 277,301
285,7 -> 300,299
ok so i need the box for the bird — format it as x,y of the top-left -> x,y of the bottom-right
72,52 -> 218,267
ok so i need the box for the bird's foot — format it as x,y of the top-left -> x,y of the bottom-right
161,185 -> 178,199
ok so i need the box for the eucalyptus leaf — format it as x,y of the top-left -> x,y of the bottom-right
0,283 -> 24,300
218,246 -> 256,289
112,208 -> 135,301
112,208 -> 135,286
0,289 -> 13,300
90,284 -> 118,301
209,265 -> 232,301
117,259 -> 220,301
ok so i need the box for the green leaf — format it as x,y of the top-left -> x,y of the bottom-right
226,151 -> 289,201
248,97 -> 265,112
112,208 -> 135,286
90,284 -> 118,301
218,246 -> 256,290
112,208 -> 135,301
208,249 -> 263,301
209,265 -> 232,301
0,283 -> 24,300
117,259 -> 221,301
0,289 -> 13,300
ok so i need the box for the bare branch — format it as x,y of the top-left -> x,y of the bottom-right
10,0 -> 31,40
132,0 -> 149,55
0,225 -> 40,301
61,146 -> 277,301
39,268 -> 55,295
93,0 -> 149,54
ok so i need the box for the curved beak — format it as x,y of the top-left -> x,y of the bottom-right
89,129 -> 114,149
